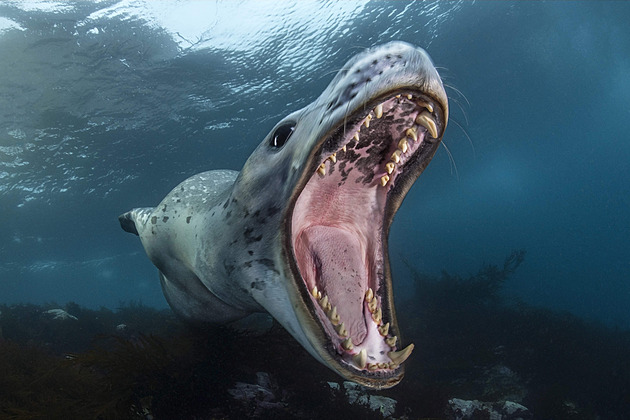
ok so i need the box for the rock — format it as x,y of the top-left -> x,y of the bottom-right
327,381 -> 397,418
228,372 -> 286,414
43,309 -> 78,321
479,364 -> 528,402
446,398 -> 531,420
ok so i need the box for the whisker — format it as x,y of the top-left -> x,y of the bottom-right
440,140 -> 459,181
450,118 -> 475,158
449,95 -> 469,126
445,83 -> 470,108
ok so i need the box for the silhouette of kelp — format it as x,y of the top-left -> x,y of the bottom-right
0,303 -> 387,419
1,252 -> 630,419
395,249 -> 630,419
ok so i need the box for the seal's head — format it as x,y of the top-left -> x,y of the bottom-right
236,41 -> 448,389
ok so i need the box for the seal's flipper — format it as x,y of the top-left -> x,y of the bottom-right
118,207 -> 154,236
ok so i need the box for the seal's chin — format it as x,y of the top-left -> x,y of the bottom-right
290,91 -> 441,379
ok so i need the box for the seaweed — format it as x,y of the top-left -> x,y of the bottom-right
396,249 -> 630,419
1,251 -> 630,419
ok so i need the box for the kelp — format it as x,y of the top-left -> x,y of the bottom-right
395,249 -> 630,419
1,253 -> 629,418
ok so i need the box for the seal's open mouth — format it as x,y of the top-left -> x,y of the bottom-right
290,90 -> 444,379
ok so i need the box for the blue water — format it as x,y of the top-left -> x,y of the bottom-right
1,1 -> 628,329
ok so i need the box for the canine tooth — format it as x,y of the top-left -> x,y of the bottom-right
353,132 -> 359,142
398,139 -> 408,153
329,306 -> 340,325
328,153 -> 336,163
342,145 -> 347,152
378,322 -> 390,337
342,337 -> 354,350
391,149 -> 401,163
374,103 -> 383,119
406,127 -> 418,142
386,335 -> 397,347
380,175 -> 389,187
416,101 -> 434,113
368,296 -> 378,313
365,288 -> 374,302
311,286 -> 318,298
388,343 -> 414,365
353,349 -> 367,369
336,322 -> 348,338
372,307 -> 382,324
416,111 -> 438,138
385,162 -> 395,175
368,363 -> 379,371
317,163 -> 326,176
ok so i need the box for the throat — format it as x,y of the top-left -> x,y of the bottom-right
295,225 -> 369,344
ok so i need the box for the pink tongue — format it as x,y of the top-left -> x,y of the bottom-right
303,225 -> 368,344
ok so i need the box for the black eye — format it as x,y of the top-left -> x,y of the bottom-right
269,123 -> 295,148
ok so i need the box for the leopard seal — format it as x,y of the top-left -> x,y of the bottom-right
119,41 -> 448,389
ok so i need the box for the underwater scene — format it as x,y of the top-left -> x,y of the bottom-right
1,1 -> 629,419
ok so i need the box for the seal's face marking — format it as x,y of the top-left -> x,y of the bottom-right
119,42 -> 448,390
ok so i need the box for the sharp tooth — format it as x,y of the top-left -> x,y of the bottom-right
311,286 -> 318,298
388,362 -> 399,370
342,337 -> 354,351
380,174 -> 389,187
395,94 -> 401,99
353,132 -> 359,142
386,335 -> 397,347
416,101 -> 434,113
391,149 -> 401,163
336,322 -> 348,338
406,127 -> 418,142
320,294 -> 329,309
317,163 -> 326,176
385,162 -> 395,175
378,322 -> 390,337
353,349 -> 367,369
328,153 -> 336,163
406,94 -> 413,100
368,363 -> 379,371
374,103 -> 383,119
365,288 -> 374,302
372,307 -> 382,324
368,296 -> 378,313
398,139 -> 408,153
317,291 -> 322,300
416,111 -> 438,138
342,145 -> 347,152
329,306 -> 340,325
363,116 -> 370,128
388,343 -> 414,365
